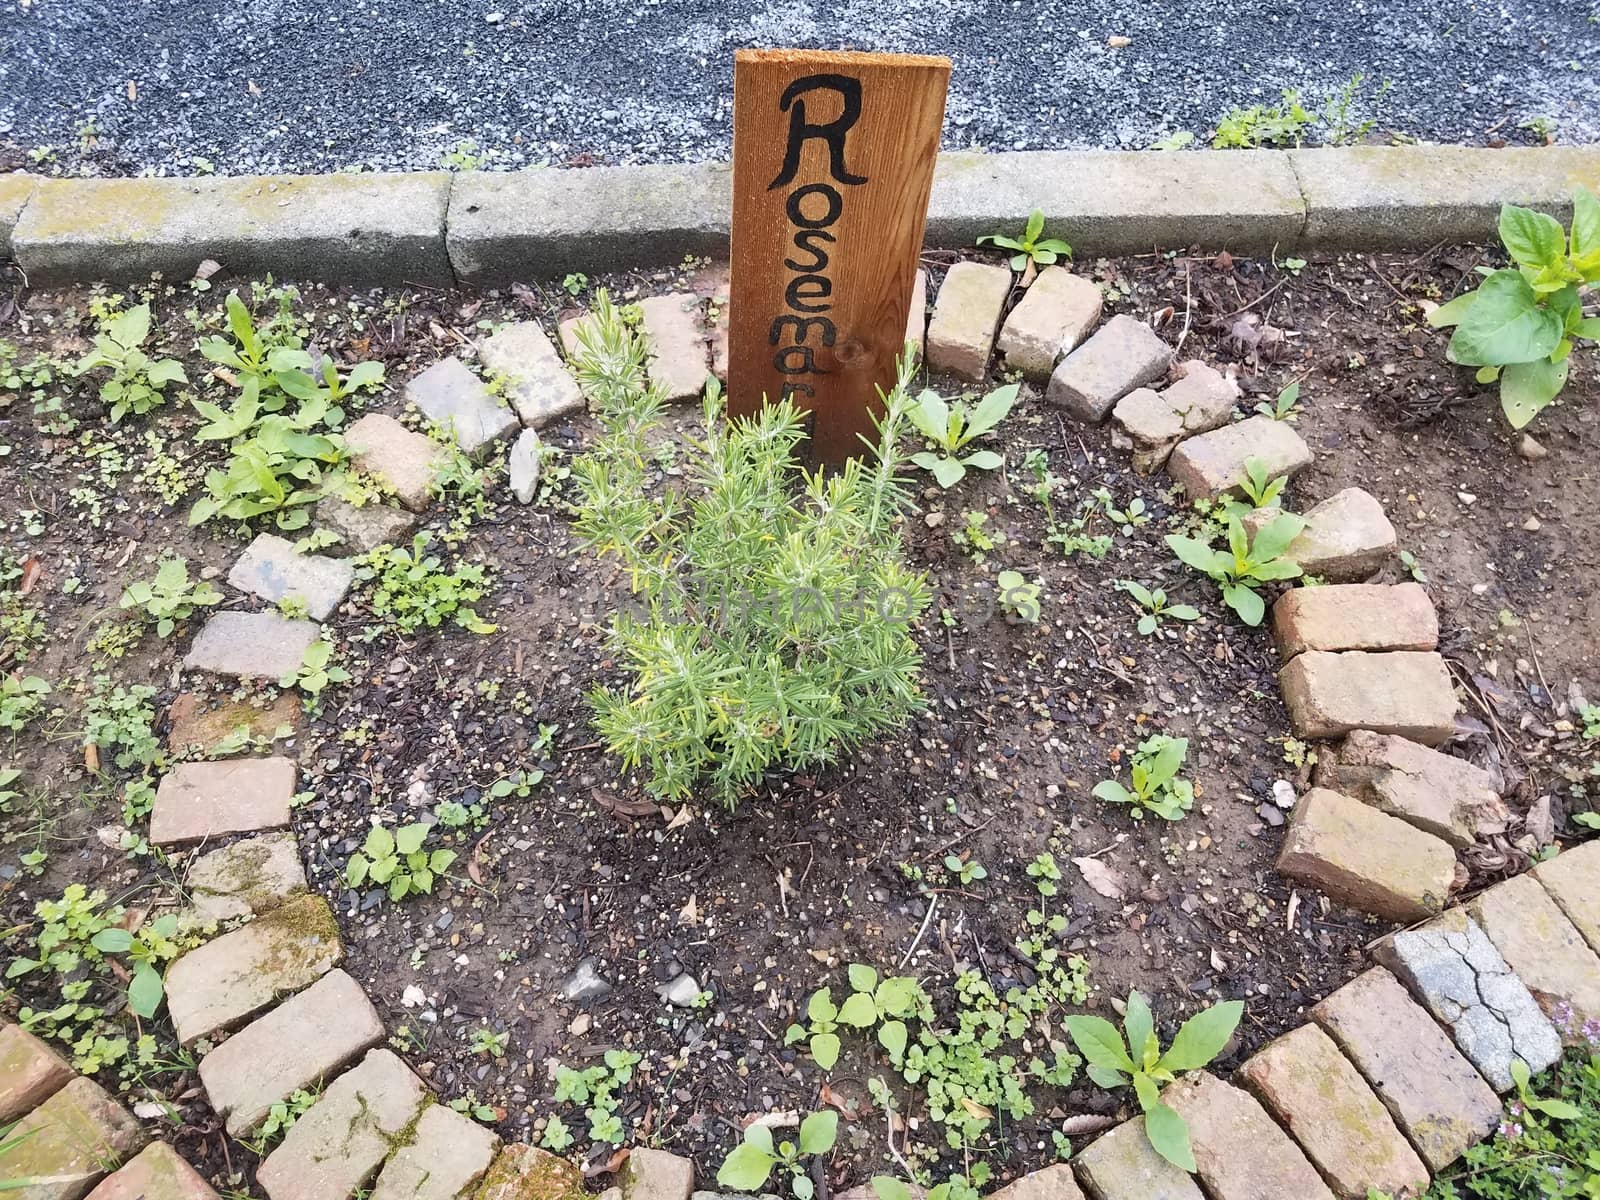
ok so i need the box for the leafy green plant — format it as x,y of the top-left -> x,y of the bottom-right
785,964 -> 925,1071
0,675 -> 49,733
717,1110 -> 838,1198
118,558 -> 222,637
279,638 -> 350,712
907,384 -> 1018,487
243,1088 -> 318,1155
551,1049 -> 640,1145
1427,189 -> 1600,428
978,209 -> 1073,271
996,570 -> 1042,624
197,291 -> 312,387
1025,852 -> 1061,896
1253,381 -> 1303,422
951,510 -> 1002,564
469,1028 -> 509,1059
1212,90 -> 1315,148
1118,581 -> 1200,635
1093,735 -> 1194,820
570,291 -> 929,808
83,678 -> 160,770
1066,991 -> 1244,1171
1093,488 -> 1148,534
943,854 -> 987,885
1235,458 -> 1288,509
1166,512 -> 1307,625
1321,73 -> 1391,146
73,304 -> 187,423
344,823 -> 458,901
355,533 -> 496,635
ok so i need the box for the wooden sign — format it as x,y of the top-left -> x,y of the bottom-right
727,49 -> 951,464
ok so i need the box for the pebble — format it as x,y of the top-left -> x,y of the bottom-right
559,957 -> 613,1003
1518,433 -> 1548,460
1524,516 -> 1541,531
657,973 -> 702,1007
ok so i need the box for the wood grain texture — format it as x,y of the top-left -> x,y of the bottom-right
728,49 -> 949,464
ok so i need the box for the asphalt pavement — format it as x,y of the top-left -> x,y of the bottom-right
1,0 -> 1597,176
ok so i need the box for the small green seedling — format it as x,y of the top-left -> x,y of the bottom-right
1093,735 -> 1194,821
1066,991 -> 1244,1171
1166,513 -> 1307,626
470,1028 -> 509,1059
1236,458 -> 1288,509
119,558 -> 222,637
74,303 -> 188,423
346,823 -> 457,902
907,384 -> 1019,487
279,639 -> 350,710
1253,381 -> 1303,422
996,570 -> 1043,624
943,854 -> 987,885
978,208 -> 1073,271
785,964 -> 924,1070
1118,580 -> 1200,635
717,1110 -> 838,1199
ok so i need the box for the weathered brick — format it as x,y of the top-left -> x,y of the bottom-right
1271,582 -> 1437,660
228,533 -> 355,621
404,357 -> 518,459
165,692 -> 300,754
149,757 -> 296,848
1373,909 -> 1561,1091
85,1142 -> 219,1200
1161,1071 -> 1333,1200
314,496 -> 417,555
905,268 -> 928,360
474,1144 -> 587,1200
345,413 -> 450,512
1249,487 -> 1396,581
184,832 -> 307,923
0,1023 -> 73,1123
199,968 -> 384,1137
509,428 -> 542,505
1165,414 -> 1312,498
1276,787 -> 1456,921
258,1049 -> 427,1200
166,894 -> 342,1044
622,1148 -> 695,1200
639,293 -> 711,403
1238,1024 -> 1429,1199
0,1077 -> 146,1200
1111,360 -> 1238,472
996,267 -> 1103,380
1071,1118 -> 1203,1200
1470,872 -> 1600,1039
926,261 -> 1012,383
1313,967 -> 1500,1173
1045,314 -> 1172,423
183,611 -> 320,681
371,1105 -> 500,1200
1535,840 -> 1600,956
1279,650 -> 1458,744
481,321 -> 585,428
984,1165 -> 1084,1200
1315,730 -> 1507,848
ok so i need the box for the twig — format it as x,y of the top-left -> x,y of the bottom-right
898,893 -> 940,970
1218,279 -> 1287,320
1174,260 -> 1194,353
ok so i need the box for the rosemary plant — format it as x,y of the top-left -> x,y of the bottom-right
571,293 -> 930,808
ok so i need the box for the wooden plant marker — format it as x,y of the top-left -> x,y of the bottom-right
727,49 -> 950,464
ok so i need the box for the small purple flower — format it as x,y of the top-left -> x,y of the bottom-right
1498,1120 -> 1524,1140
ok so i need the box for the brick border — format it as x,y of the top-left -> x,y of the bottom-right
3,144 -> 1598,286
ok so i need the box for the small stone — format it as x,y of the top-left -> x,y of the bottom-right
1279,650 -> 1458,745
622,1148 -> 694,1200
904,268 -> 928,360
926,261 -> 1013,383
1271,779 -> 1296,809
184,611 -> 320,680
568,1013 -> 591,1036
199,969 -> 384,1137
508,428 -> 542,505
479,321 -> 585,428
0,1077 -> 146,1200
405,357 -> 518,459
1469,873 -> 1600,1038
1112,360 -> 1238,472
1315,730 -> 1507,845
1243,487 -> 1397,582
345,412 -> 452,512
657,973 -> 701,1007
314,496 -> 418,555
228,533 -> 356,621
1276,787 -> 1456,921
1518,433 -> 1548,460
150,757 -> 296,847
1270,582 -> 1438,660
558,957 -> 612,1003
371,1104 -> 499,1200
982,1165 -> 1085,1200
183,832 -> 307,923
1045,314 -> 1173,423
1070,1117 -> 1202,1200
0,1023 -> 74,1123
995,267 -> 1103,380
1313,967 -> 1501,1173
639,294 -> 711,403
85,1143 -> 219,1200
1162,1071 -> 1333,1200
165,692 -> 300,754
475,1144 -> 586,1200
1238,1024 -> 1429,1199
702,269 -> 732,383
1534,840 -> 1600,955
1524,515 -> 1542,531
1372,909 -> 1561,1091
1164,414 -> 1312,498
165,894 -> 343,1044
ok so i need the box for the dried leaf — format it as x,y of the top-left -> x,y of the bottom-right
18,555 -> 42,594
1073,856 -> 1126,900
591,788 -> 657,818
1059,1113 -> 1118,1137
819,1082 -> 859,1119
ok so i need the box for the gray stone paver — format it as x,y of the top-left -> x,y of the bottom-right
227,533 -> 355,621
508,428 -> 542,505
344,412 -> 450,511
84,1142 -> 219,1200
370,1104 -> 500,1200
1112,359 -> 1237,471
184,832 -> 307,923
150,757 -> 297,847
1045,313 -> 1172,423
199,968 -> 384,1137
1071,1118 -> 1203,1200
1248,486 -> 1397,581
1279,650 -> 1458,744
996,266 -> 1102,380
1469,872 -> 1600,1038
0,1077 -> 147,1200
1534,839 -> 1600,956
1373,908 -> 1561,1091
166,894 -> 343,1044
184,611 -> 320,680
926,260 -> 1012,383
623,1148 -> 695,1200
1162,1071 -> 1333,1200
1165,413 -> 1311,498
315,496 -> 418,555
0,1022 -> 74,1123
480,320 -> 585,427
404,357 -> 518,459
639,293 -> 711,402
1315,729 -> 1507,844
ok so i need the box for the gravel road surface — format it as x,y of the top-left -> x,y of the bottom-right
2,0 -> 1597,176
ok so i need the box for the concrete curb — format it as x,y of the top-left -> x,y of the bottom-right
4,145 -> 1598,287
